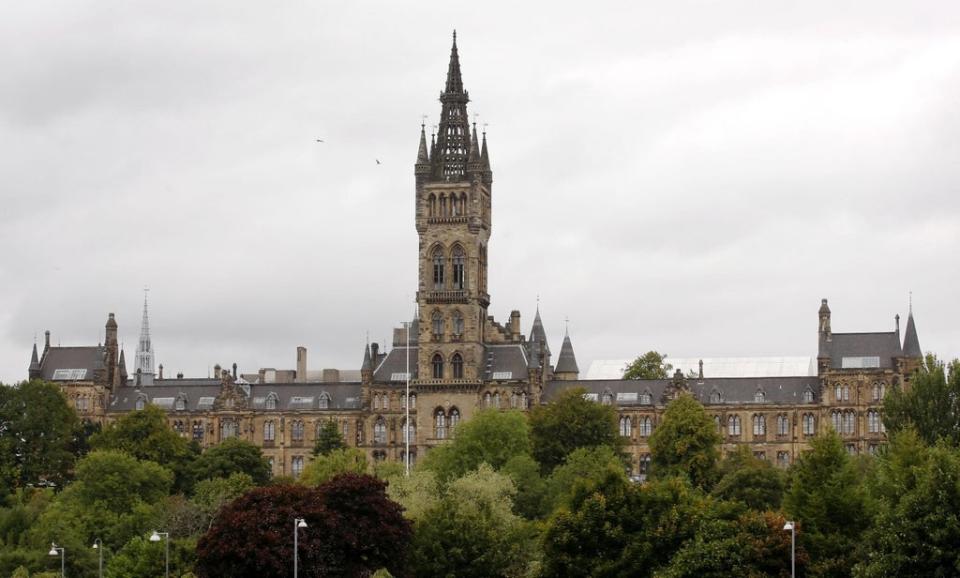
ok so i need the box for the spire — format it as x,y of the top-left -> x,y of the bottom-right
480,129 -> 490,171
555,333 -> 579,375
429,32 -> 471,182
135,290 -> 155,385
417,124 -> 429,164
528,308 -> 551,357
445,30 -> 464,94
362,343 -> 372,371
467,123 -> 481,165
29,342 -> 41,378
902,309 -> 922,358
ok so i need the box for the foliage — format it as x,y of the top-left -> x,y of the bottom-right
711,446 -> 785,511
411,465 -> 533,578
783,430 -> 870,578
299,448 -> 368,486
883,354 -> 960,446
312,420 -> 346,456
89,404 -> 198,492
623,351 -> 673,380
105,535 -> 196,578
529,388 -> 622,473
0,381 -> 79,493
195,475 -> 411,578
649,393 -> 722,489
191,472 -> 255,530
189,437 -> 271,486
544,445 -> 627,512
854,431 -> 960,577
385,469 -> 441,522
420,409 -> 532,483
500,453 -> 548,519
372,459 -> 405,481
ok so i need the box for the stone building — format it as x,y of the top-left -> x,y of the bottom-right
27,34 -> 924,479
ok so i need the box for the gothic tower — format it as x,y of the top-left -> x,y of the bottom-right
135,291 -> 155,385
415,32 -> 493,382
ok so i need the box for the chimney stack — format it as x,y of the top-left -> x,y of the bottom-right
232,363 -> 238,379
159,363 -> 164,380
297,346 -> 307,383
510,310 -> 521,340
371,342 -> 380,362
44,330 -> 51,351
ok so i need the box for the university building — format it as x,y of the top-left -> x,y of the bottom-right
26,35 -> 923,479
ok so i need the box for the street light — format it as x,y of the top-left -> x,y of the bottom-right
294,517 -> 308,578
48,542 -> 65,578
783,520 -> 795,578
92,538 -> 103,578
149,531 -> 170,578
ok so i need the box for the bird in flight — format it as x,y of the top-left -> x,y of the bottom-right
316,138 -> 324,143
376,159 -> 381,165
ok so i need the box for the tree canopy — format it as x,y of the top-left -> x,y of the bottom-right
419,409 -> 532,483
300,448 -> 368,486
190,437 -> 271,485
649,393 -> 722,489
623,351 -> 673,380
883,354 -> 960,446
312,420 -> 346,456
529,388 -> 622,472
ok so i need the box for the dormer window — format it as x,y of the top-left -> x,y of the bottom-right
265,393 -> 278,411
135,396 -> 146,411
802,389 -> 814,403
174,395 -> 187,411
319,392 -> 331,410
710,390 -> 723,404
754,390 -> 766,403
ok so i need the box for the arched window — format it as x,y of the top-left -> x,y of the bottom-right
601,391 -> 613,406
292,456 -> 304,478
802,389 -> 814,403
714,414 -> 722,433
432,247 -> 445,290
432,311 -> 444,338
373,394 -> 381,411
383,394 -> 390,411
520,392 -> 527,409
835,384 -> 843,402
777,414 -> 789,436
493,392 -> 501,408
728,415 -> 742,437
410,394 -> 417,409
831,410 -> 842,433
402,418 -> 416,442
873,382 -> 884,402
754,390 -> 766,403
452,311 -> 464,337
844,410 -> 856,435
710,390 -> 722,404
432,354 -> 444,379
460,192 -> 468,216
842,385 -> 850,402
264,420 -> 275,442
428,193 -> 436,217
265,393 -> 278,411
439,194 -> 447,216
639,416 -> 653,437
175,396 -> 186,411
292,420 -> 305,442
452,246 -> 466,290
374,417 -> 387,444
639,391 -> 652,405
484,392 -> 492,407
452,353 -> 464,379
172,420 -> 184,434
619,416 -> 632,437
803,413 -> 816,436
867,410 -> 880,433
777,451 -> 790,468
435,408 -> 447,439
753,414 -> 766,436
135,396 -> 146,411
193,421 -> 204,441
318,392 -> 331,410
449,408 -> 460,430
220,419 -> 237,440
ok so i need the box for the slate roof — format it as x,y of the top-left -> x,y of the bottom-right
39,346 -> 105,381
483,344 -> 528,380
374,347 -> 418,382
528,310 -> 550,356
822,332 -> 902,369
902,313 -> 922,358
544,376 -> 821,407
555,335 -> 579,374
109,382 -> 362,412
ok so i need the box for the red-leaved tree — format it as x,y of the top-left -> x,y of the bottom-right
195,474 -> 412,577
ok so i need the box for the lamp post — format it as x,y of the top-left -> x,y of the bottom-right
783,520 -> 795,578
48,543 -> 65,578
149,531 -> 169,578
294,518 -> 308,578
92,538 -> 103,578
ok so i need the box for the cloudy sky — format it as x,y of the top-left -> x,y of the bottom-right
2,1 -> 958,384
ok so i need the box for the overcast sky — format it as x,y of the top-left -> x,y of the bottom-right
2,1 -> 958,384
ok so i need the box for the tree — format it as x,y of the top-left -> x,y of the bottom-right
105,535 -> 196,578
883,354 -> 960,446
385,470 -> 441,523
196,476 -> 412,578
411,465 -> 533,578
711,446 -> 785,511
544,445 -> 626,513
0,381 -> 79,493
420,409 -> 532,483
500,454 -> 548,519
190,437 -> 271,486
783,430 -> 870,578
312,420 -> 346,456
191,472 -> 256,530
89,405 -> 197,492
623,351 -> 673,380
529,388 -> 622,472
649,393 -> 722,489
299,448 -> 368,486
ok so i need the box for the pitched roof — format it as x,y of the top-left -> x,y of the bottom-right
555,335 -> 579,374
528,309 -> 550,356
822,332 -> 902,369
109,382 -> 363,412
587,357 -> 817,380
374,347 -> 418,382
902,313 -> 922,358
484,344 -> 528,380
39,346 -> 104,381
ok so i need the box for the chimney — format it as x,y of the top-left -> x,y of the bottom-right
44,330 -> 51,351
296,346 -> 307,383
322,368 -> 341,382
371,342 -> 380,362
176,372 -> 183,379
232,363 -> 238,379
159,364 -> 164,380
214,363 -> 221,379
510,310 -> 521,340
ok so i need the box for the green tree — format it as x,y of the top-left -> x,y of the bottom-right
529,388 -> 622,472
312,420 -> 346,456
500,454 -> 548,519
623,351 -> 673,380
191,472 -> 255,531
105,535 -> 196,578
711,446 -> 785,511
649,393 -> 722,489
385,469 -> 441,522
411,465 -> 533,577
0,381 -> 79,493
883,354 -> 960,446
189,438 -> 271,486
544,445 -> 626,513
89,405 -> 197,492
420,409 -> 532,483
299,448 -> 368,486
783,430 -> 870,578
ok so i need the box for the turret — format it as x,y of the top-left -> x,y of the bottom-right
554,330 -> 580,381
105,313 -> 120,391
28,342 -> 41,380
817,299 -> 831,374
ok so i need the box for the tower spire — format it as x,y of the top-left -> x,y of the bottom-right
417,124 -> 429,164
135,289 -> 155,385
445,30 -> 463,94
430,31 -> 471,181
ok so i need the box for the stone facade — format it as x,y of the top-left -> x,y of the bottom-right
27,34 -> 924,479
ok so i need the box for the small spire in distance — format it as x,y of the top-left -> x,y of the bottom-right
445,29 -> 464,94
468,123 -> 480,163
417,124 -> 429,164
481,128 -> 490,170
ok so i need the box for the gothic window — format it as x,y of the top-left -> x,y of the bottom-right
619,416 -> 632,437
754,389 -> 766,403
220,419 -> 237,440
639,391 -> 652,405
803,413 -> 816,435
638,454 -> 652,482
802,389 -> 814,403
449,407 -> 460,430
639,416 -> 653,437
835,384 -> 843,402
292,420 -> 305,442
175,396 -> 186,411
402,418 -> 416,442
439,194 -> 447,216
432,247 -> 445,290
318,392 -> 331,410
843,410 -> 856,435
728,415 -> 742,437
192,421 -> 204,441
510,392 -> 518,408
383,394 -> 390,411
777,451 -> 791,468
264,420 -> 275,442
754,451 -> 767,461
460,192 -> 467,216
373,450 -> 387,462
710,390 -> 723,404
453,311 -> 464,337
846,444 -> 857,456
601,391 -> 613,406
842,385 -> 850,401
753,414 -> 766,436
435,408 -> 447,440
831,410 -> 842,432
484,392 -> 492,407
374,394 -> 381,411
868,409 -> 880,433
172,420 -> 184,434
432,311 -> 444,338
410,394 -> 417,409
292,456 -> 304,478
135,396 -> 146,411
428,193 -> 436,217
452,245 -> 466,290
521,392 -> 527,409
356,419 -> 364,444
432,354 -> 444,379
452,353 -> 464,379
872,382 -> 884,402
342,420 -> 349,440
777,414 -> 789,436
374,417 -> 387,444
265,393 -> 278,411
714,414 -> 722,433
